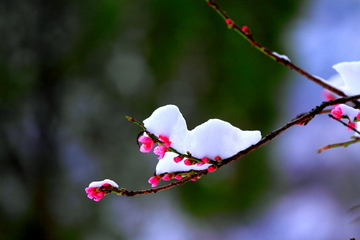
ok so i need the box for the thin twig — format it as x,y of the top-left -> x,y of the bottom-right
317,137 -> 360,153
205,0 -> 347,97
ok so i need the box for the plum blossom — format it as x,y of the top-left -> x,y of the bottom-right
158,135 -> 171,147
152,135 -> 171,159
153,145 -> 167,159
148,176 -> 160,187
85,179 -> 119,202
138,135 -> 154,153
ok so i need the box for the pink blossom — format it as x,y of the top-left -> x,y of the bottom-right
148,176 -> 160,187
191,177 -> 198,181
196,162 -> 204,166
154,145 -> 167,159
214,156 -> 222,161
138,136 -> 154,153
357,112 -> 360,120
331,105 -> 343,119
152,135 -> 171,159
158,135 -> 171,147
174,175 -> 182,180
85,187 -> 105,201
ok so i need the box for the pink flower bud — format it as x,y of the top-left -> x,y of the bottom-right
173,156 -> 183,163
162,174 -> 172,181
214,156 -> 222,161
174,175 -> 182,180
201,157 -> 209,163
148,176 -> 160,187
138,135 -> 154,153
154,145 -> 167,159
241,26 -> 251,35
184,159 -> 192,166
207,166 -> 217,172
158,135 -> 172,147
196,162 -> 204,166
225,18 -> 234,28
85,188 -> 105,202
331,105 -> 343,119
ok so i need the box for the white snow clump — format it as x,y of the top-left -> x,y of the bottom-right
326,61 -> 360,96
88,179 -> 119,188
272,52 -> 291,62
143,105 -> 262,175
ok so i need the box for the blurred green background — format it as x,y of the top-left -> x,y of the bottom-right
0,0 -> 300,239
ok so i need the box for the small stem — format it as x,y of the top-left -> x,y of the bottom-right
126,116 -> 146,130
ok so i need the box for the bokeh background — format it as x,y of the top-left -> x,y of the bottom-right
1,0 -> 360,239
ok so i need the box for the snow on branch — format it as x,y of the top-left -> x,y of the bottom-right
85,1 -> 360,202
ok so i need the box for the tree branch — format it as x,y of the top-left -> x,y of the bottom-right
113,95 -> 360,197
205,0 -> 347,97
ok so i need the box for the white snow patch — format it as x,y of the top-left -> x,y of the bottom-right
88,179 -> 119,188
143,105 -> 262,174
324,61 -> 360,96
272,52 -> 291,62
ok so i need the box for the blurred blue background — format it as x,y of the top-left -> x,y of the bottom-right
1,0 -> 360,239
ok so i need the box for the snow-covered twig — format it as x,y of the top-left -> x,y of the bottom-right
85,2 -> 360,201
